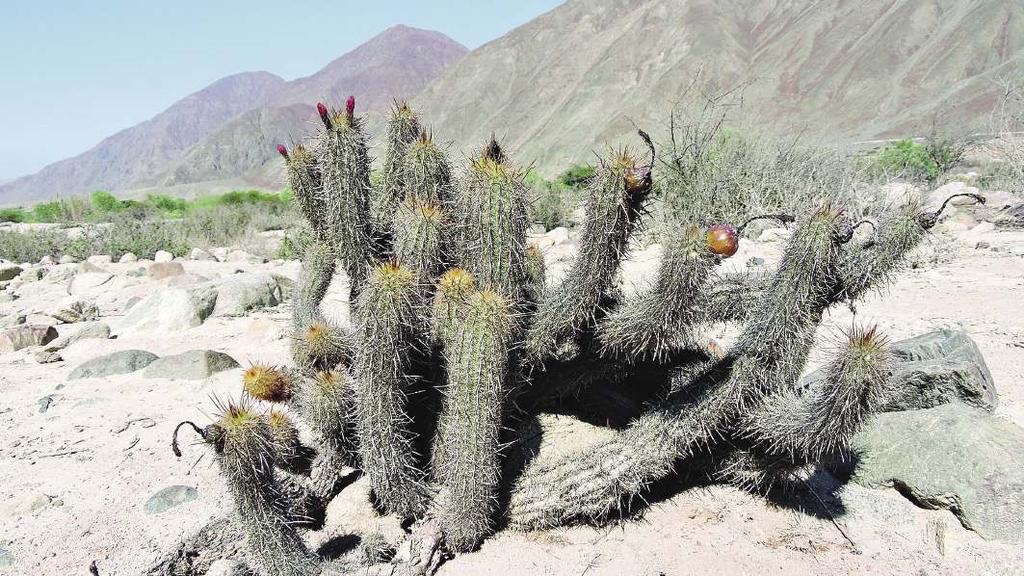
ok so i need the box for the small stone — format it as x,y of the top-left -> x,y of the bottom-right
154,250 -> 174,263
206,559 -> 252,576
77,260 -> 108,274
210,247 -> 229,262
0,491 -> 51,517
0,325 -> 58,353
18,267 -> 44,282
226,250 -> 265,264
68,349 -> 159,379
147,262 -> 186,280
975,241 -> 990,250
39,255 -> 55,265
546,227 -> 570,246
33,350 -> 63,364
142,349 -> 240,379
86,255 -> 112,265
37,395 -> 54,412
144,485 -> 198,514
189,247 -> 216,261
0,314 -> 26,328
746,256 -> 765,267
528,224 -> 546,235
119,252 -> 138,263
58,255 -> 76,264
0,264 -> 22,282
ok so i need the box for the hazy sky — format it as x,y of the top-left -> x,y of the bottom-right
0,0 -> 564,180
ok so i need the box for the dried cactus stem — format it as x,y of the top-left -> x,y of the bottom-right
434,290 -> 513,552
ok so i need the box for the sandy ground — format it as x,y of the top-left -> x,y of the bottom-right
1,216 -> 1023,576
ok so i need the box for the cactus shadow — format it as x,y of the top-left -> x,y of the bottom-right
316,533 -> 361,560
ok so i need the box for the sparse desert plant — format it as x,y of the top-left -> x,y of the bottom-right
167,97 -> 983,576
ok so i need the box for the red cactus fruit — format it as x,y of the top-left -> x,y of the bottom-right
706,224 -> 739,257
624,165 -> 652,195
276,144 -> 289,160
346,95 -> 356,117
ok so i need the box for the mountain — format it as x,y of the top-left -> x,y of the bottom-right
415,0 -> 1024,174
1,26 -> 468,203
1,72 -> 286,203
148,26 -> 468,189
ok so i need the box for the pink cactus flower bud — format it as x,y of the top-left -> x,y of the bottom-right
346,95 -> 356,116
316,102 -> 331,128
276,144 -> 289,159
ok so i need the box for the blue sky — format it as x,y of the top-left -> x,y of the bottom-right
0,0 -> 564,181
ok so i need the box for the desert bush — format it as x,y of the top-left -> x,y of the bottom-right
0,208 -> 28,223
163,98 -> 978,575
526,171 -> 578,230
870,139 -> 939,182
556,164 -> 595,188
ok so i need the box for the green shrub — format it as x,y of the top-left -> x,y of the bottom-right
526,171 -> 578,230
556,164 -> 595,188
90,190 -> 124,214
0,208 -> 28,223
871,139 -> 939,182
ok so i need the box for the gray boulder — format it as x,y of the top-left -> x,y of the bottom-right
0,325 -> 57,353
147,262 -> 186,280
803,329 -> 995,412
144,485 -> 198,514
851,403 -> 1024,542
68,349 -> 159,379
142,349 -> 239,379
68,271 -> 113,295
45,321 -> 111,351
206,272 -> 288,317
0,264 -> 23,281
118,286 -> 217,334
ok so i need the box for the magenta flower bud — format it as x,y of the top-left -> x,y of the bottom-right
316,102 -> 332,128
276,144 -> 289,159
345,95 -> 355,117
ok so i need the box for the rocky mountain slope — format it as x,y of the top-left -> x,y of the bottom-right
415,0 -> 1024,173
1,26 -> 467,202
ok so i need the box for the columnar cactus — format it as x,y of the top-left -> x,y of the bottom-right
171,97 -> 983,574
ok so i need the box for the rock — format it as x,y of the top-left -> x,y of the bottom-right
51,298 -> 99,323
976,241 -> 991,250
879,182 -> 922,206
0,264 -> 23,281
68,271 -> 113,295
206,272 -> 287,317
37,395 -> 54,412
18,267 -> 44,282
802,329 -> 996,412
119,252 -> 138,263
86,254 -> 112,265
154,250 -> 174,263
0,291 -> 16,303
225,250 -> 265,264
77,260 -> 108,274
147,262 -> 186,280
969,221 -> 995,234
45,321 -> 111,350
118,286 -> 217,334
189,247 -> 216,261
142,349 -> 239,379
39,255 -> 55,265
143,485 -> 198,514
528,224 -> 546,235
206,559 -> 254,576
0,314 -> 26,328
547,227 -> 570,246
34,350 -> 62,364
58,255 -> 76,264
926,182 -> 982,211
0,491 -> 51,517
210,247 -> 229,262
68,349 -> 159,379
0,325 -> 58,353
746,256 -> 765,267
850,403 -> 1024,542
758,227 -> 790,242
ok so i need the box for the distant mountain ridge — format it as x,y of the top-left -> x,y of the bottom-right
1,25 -> 468,203
414,0 -> 1024,174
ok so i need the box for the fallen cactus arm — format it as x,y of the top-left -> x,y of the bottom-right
163,97 -> 980,572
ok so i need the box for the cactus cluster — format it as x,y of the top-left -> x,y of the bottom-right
170,97 -> 983,575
